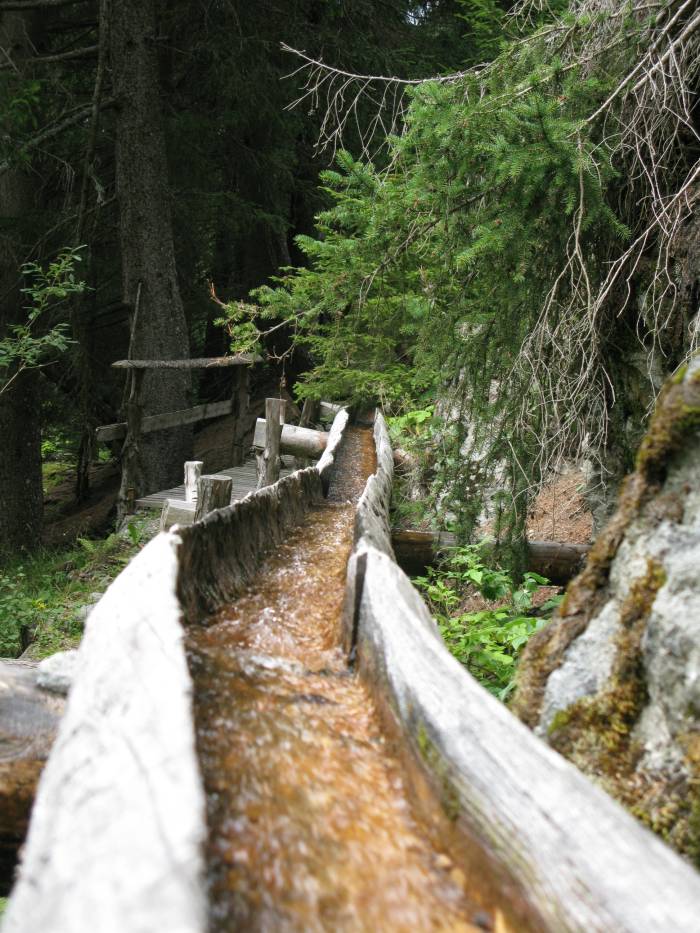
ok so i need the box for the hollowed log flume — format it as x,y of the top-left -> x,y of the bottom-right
4,410 -> 700,931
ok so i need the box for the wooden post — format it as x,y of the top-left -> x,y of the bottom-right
194,475 -> 233,521
296,398 -> 321,468
299,397 -> 320,429
184,461 -> 203,502
256,398 -> 284,489
117,368 -> 145,522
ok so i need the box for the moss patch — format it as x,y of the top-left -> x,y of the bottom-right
416,723 -> 461,822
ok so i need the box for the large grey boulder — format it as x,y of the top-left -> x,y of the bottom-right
513,355 -> 700,863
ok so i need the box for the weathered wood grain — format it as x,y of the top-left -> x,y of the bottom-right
256,399 -> 284,488
135,458 -> 294,510
2,534 -> 207,933
184,460 -> 203,502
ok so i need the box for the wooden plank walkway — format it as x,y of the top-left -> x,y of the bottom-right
135,457 -> 295,510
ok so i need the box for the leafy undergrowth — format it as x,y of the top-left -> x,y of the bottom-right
0,515 -> 158,660
415,545 -> 562,700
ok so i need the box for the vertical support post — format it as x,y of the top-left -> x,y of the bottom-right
184,461 -> 203,502
230,366 -> 250,467
117,368 -> 145,522
256,398 -> 284,489
299,398 -> 320,429
194,474 -> 233,521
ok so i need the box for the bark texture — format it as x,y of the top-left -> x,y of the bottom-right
0,11 -> 43,560
110,0 -> 192,499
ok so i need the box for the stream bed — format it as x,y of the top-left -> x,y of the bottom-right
186,428 -> 488,932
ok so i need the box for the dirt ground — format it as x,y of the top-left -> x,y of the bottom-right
526,468 -> 593,545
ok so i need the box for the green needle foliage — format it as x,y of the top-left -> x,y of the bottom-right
218,0 -> 699,558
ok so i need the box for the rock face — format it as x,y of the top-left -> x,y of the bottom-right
513,355 -> 700,865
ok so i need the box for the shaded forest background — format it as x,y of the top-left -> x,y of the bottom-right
1,0 -> 698,567
0,0 -> 502,559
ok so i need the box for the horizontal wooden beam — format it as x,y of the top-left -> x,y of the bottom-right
96,399 -> 233,442
253,419 -> 328,459
111,355 -> 260,369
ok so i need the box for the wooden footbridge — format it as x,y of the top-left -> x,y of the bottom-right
4,408 -> 700,932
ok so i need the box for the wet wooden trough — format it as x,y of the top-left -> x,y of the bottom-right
4,409 -> 700,931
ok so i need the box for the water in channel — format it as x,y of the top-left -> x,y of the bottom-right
186,427 -> 485,932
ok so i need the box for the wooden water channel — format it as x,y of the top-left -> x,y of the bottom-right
4,410 -> 700,931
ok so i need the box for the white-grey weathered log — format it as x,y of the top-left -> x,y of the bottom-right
96,400 -> 234,443
341,411 -> 700,932
353,549 -> 700,931
316,408 -> 349,493
256,399 -> 284,489
194,475 -> 232,522
160,497 -> 196,532
3,406 -> 353,930
253,418 -> 328,460
2,533 -> 207,933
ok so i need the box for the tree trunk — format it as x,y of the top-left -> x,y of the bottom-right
0,11 -> 43,561
109,0 -> 191,508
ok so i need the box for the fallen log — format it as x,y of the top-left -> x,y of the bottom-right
391,530 -> 589,584
0,660 -> 64,894
253,418 -> 328,459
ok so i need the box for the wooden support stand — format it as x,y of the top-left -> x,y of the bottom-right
256,398 -> 284,489
194,475 -> 232,522
184,461 -> 203,502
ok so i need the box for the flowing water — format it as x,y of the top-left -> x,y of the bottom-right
186,428 -> 487,932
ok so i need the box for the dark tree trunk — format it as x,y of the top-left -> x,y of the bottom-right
110,0 -> 191,504
0,12 -> 43,561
